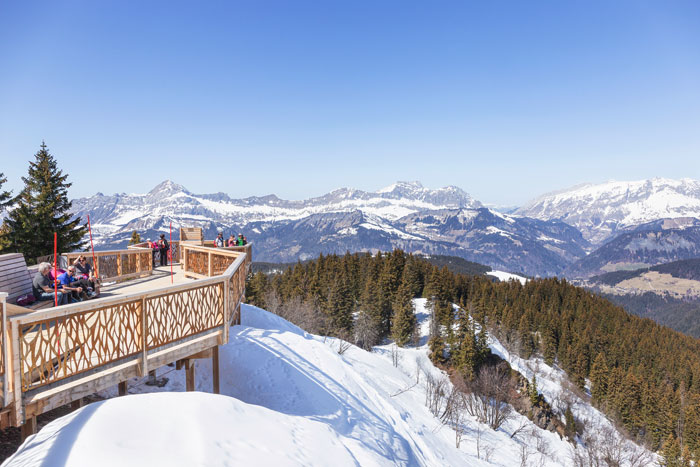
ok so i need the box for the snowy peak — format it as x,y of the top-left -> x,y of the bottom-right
516,178 -> 700,244
374,181 -> 481,208
147,180 -> 189,198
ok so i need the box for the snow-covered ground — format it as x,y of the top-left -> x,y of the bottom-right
4,301 -> 653,466
486,270 -> 528,285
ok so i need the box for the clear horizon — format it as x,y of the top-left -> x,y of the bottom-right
1,1 -> 699,205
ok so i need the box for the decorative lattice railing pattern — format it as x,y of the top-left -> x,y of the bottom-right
188,250 -> 209,276
18,299 -> 143,391
145,283 -> 224,350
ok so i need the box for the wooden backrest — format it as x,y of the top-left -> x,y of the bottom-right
0,253 -> 33,302
180,227 -> 203,245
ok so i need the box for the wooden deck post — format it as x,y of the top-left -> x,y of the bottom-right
118,381 -> 128,396
20,416 -> 36,441
212,346 -> 220,394
185,359 -> 195,392
207,252 -> 213,277
71,398 -> 84,410
148,369 -> 157,385
11,319 -> 23,427
140,297 -> 148,377
1,292 -> 8,406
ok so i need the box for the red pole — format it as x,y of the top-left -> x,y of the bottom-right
87,215 -> 97,277
170,222 -> 173,283
53,232 -> 58,306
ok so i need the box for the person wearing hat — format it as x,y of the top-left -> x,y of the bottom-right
158,233 -> 169,266
236,233 -> 247,246
215,232 -> 225,248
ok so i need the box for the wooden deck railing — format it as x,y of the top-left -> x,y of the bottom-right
64,248 -> 153,283
1,244 -> 250,427
181,243 -> 252,279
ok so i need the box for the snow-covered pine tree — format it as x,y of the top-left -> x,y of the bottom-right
4,142 -> 87,263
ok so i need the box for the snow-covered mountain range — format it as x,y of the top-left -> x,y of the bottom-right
70,181 -> 589,276
517,178 -> 700,245
70,178 -> 700,277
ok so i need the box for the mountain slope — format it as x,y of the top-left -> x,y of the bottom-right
565,218 -> 700,278
4,304 -> 653,466
395,208 -> 588,276
517,178 -> 700,244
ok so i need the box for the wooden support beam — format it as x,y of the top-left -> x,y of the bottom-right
70,398 -> 84,410
185,360 -> 195,392
212,346 -> 220,395
118,381 -> 128,396
188,348 -> 212,360
148,369 -> 157,385
20,416 -> 36,441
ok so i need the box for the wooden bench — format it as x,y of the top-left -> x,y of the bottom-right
0,253 -> 53,311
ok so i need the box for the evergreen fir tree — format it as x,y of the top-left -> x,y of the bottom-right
518,314 -> 534,358
529,375 -> 539,406
246,271 -> 269,309
391,279 -> 416,347
128,230 -> 141,245
564,407 -> 576,439
428,335 -> 447,365
0,172 -> 12,211
661,434 -> 683,467
590,353 -> 610,405
4,143 -> 86,263
325,275 -> 354,332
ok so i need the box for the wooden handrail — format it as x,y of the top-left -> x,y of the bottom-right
7,244 -> 250,408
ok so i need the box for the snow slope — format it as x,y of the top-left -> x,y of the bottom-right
5,302 -> 653,466
486,270 -> 528,285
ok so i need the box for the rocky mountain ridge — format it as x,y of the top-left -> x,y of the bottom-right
70,178 -> 700,278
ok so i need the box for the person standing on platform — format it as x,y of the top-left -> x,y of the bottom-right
158,234 -> 169,266
215,232 -> 225,248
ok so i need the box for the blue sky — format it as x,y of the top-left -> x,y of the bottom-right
1,1 -> 699,205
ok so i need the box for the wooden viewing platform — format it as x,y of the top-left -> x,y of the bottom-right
0,239 -> 252,439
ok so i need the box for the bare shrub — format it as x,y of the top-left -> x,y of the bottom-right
354,309 -> 380,351
265,292 -> 330,335
391,344 -> 402,367
459,364 -> 515,430
568,423 -> 652,467
335,334 -> 352,355
442,386 -> 468,448
424,372 -> 448,418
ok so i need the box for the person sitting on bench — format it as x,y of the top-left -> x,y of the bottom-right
58,266 -> 93,302
74,255 -> 100,296
32,262 -> 68,306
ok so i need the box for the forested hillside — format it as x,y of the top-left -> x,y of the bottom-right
246,250 -> 700,460
601,292 -> 700,339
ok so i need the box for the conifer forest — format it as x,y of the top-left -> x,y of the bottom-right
246,250 -> 700,459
